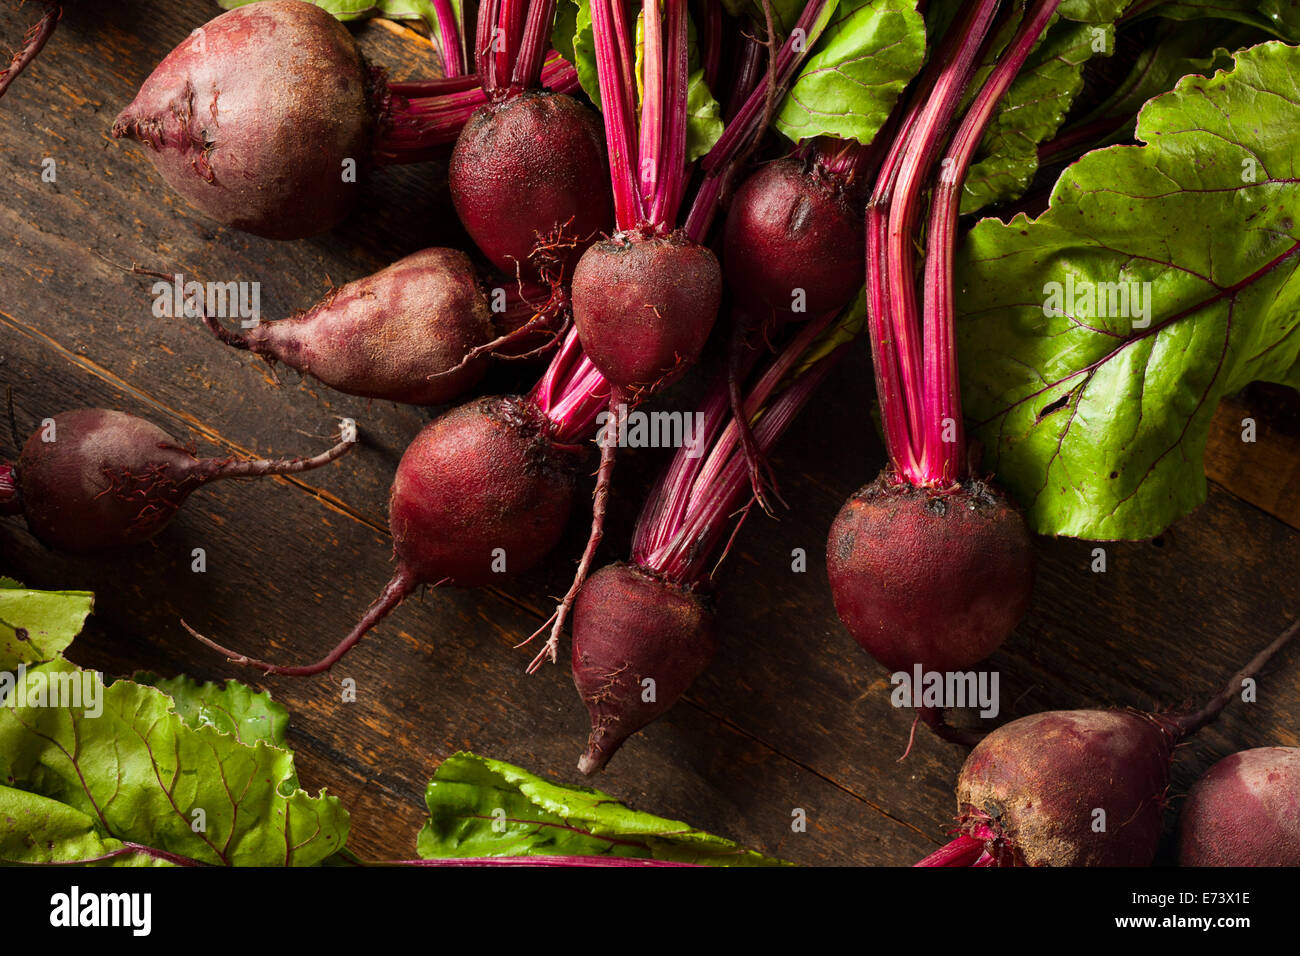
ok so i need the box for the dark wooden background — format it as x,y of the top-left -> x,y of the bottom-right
1,1 -> 1297,866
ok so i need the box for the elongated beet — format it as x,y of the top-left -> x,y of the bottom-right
917,621 -> 1299,867
573,563 -> 717,775
1178,747 -> 1300,867
6,408 -> 353,553
723,157 -> 863,327
571,232 -> 722,392
190,394 -> 586,675
201,248 -> 494,405
566,315 -> 845,773
450,91 -> 613,280
113,1 -> 374,239
826,475 -> 1034,674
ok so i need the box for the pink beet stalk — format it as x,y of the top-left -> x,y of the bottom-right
571,304 -> 853,773
920,0 -> 1062,484
828,2 -> 1058,743
380,51 -> 580,162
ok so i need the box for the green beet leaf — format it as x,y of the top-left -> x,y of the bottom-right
418,752 -> 785,865
135,672 -> 291,749
1145,0 -> 1300,42
0,785 -> 170,867
0,584 -> 93,672
957,41 -> 1300,539
774,0 -> 925,146
0,659 -> 348,866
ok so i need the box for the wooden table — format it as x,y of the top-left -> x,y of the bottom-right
2,1 -> 1297,866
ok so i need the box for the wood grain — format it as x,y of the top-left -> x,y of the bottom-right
1,1 -> 1297,867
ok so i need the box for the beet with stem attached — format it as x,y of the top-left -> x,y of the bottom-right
197,248 -> 494,405
572,563 -> 717,774
917,620 -> 1299,867
5,408 -> 353,554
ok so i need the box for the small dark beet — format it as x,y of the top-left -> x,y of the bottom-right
15,408 -> 352,553
450,91 -> 613,279
571,232 -> 722,392
389,395 -> 580,587
826,473 -> 1034,674
572,563 -> 717,774
723,158 -> 863,326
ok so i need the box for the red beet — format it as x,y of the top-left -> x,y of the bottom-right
1178,747 -> 1300,867
112,1 -> 374,239
826,474 -> 1034,674
917,621 -> 1299,867
571,232 -> 722,392
200,248 -> 493,405
723,158 -> 863,327
8,408 -> 353,553
388,396 -> 579,588
450,91 -> 613,280
572,563 -> 717,775
191,395 -> 582,675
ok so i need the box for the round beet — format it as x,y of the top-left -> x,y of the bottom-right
723,158 -> 863,326
1178,747 -> 1300,866
12,408 -> 352,553
206,248 -> 494,405
450,91 -> 613,280
572,563 -> 717,774
389,396 -> 579,588
953,710 -> 1176,867
112,1 -> 374,239
571,232 -> 722,392
826,474 -> 1034,673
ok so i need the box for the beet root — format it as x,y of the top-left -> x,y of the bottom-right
826,473 -> 1033,674
571,232 -> 723,392
572,563 -> 717,774
388,395 -> 579,588
12,408 -> 352,553
916,621 -> 1299,867
206,248 -> 494,405
723,158 -> 863,327
188,395 -> 582,675
450,91 -> 613,280
1178,747 -> 1300,866
112,0 -> 374,239
951,709 -> 1178,867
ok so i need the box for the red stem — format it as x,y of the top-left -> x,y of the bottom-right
913,834 -> 986,867
186,572 -> 418,677
683,0 -> 833,242
431,0 -> 467,77
865,0 -> 998,482
632,310 -> 843,582
589,0 -> 643,227
512,0 -> 558,90
0,462 -> 19,516
919,0 -> 1061,485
